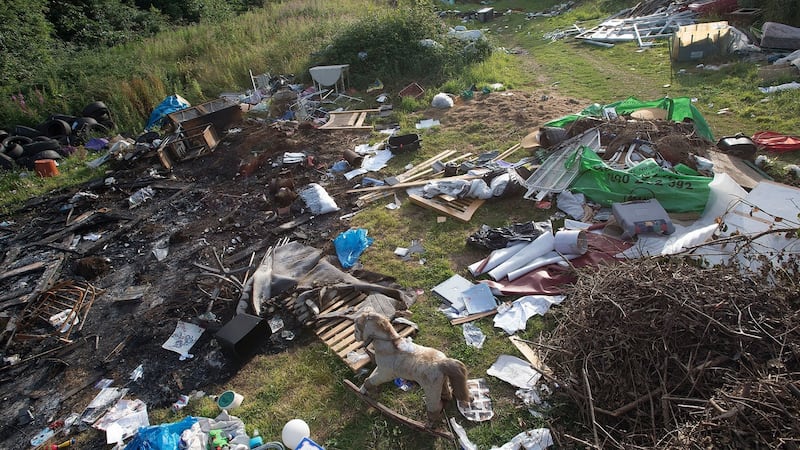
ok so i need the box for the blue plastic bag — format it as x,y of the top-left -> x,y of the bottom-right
124,416 -> 197,450
145,95 -> 191,131
334,228 -> 374,269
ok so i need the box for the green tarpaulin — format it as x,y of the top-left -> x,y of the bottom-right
569,147 -> 713,213
544,96 -> 714,141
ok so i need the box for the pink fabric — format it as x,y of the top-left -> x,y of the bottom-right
480,233 -> 632,295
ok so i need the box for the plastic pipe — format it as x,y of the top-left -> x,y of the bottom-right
488,231 -> 555,280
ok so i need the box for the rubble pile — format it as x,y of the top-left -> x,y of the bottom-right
547,257 -> 800,448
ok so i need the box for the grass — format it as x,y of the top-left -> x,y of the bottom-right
5,0 -> 800,447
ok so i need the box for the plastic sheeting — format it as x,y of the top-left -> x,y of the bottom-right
569,147 -> 713,213
145,94 -> 190,131
544,96 -> 714,141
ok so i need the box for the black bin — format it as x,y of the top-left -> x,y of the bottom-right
388,134 -> 421,152
215,313 -> 271,359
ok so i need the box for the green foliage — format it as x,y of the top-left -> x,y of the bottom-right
0,0 -> 54,86
755,0 -> 800,27
312,4 -> 492,88
46,0 -> 168,49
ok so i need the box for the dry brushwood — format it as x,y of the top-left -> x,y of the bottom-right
545,257 -> 800,448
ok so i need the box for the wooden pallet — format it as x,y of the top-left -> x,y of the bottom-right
281,289 -> 415,372
408,193 -> 485,222
319,109 -> 379,130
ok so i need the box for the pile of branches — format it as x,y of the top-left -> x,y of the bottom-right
546,257 -> 800,448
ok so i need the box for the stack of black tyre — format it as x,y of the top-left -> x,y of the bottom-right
0,101 -> 114,172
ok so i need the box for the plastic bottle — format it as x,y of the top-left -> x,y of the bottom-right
249,429 -> 263,448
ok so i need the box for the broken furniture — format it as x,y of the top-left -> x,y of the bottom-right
249,69 -> 271,94
166,98 -> 242,134
309,64 -> 360,103
13,280 -> 98,343
318,109 -> 378,130
398,82 -> 425,99
279,289 -> 415,372
158,124 -> 220,170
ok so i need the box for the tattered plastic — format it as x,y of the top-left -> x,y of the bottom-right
569,147 -> 713,213
545,96 -> 714,141
333,228 -> 374,269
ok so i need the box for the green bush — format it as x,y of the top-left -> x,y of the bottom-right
310,3 -> 491,89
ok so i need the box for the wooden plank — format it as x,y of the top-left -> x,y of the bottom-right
408,194 -> 485,222
509,336 -> 554,378
354,112 -> 368,128
348,174 -> 479,194
708,150 -> 767,190
0,262 -> 46,281
343,379 -> 454,440
450,309 -> 497,325
319,109 -> 379,130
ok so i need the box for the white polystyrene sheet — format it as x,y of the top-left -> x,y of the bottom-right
487,354 -> 541,389
619,173 -> 747,258
702,181 -> 800,271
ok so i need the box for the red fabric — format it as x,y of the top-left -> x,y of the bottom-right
752,131 -> 800,153
481,233 -> 632,296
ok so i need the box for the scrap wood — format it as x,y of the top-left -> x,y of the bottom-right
349,174 -> 481,194
319,109 -> 379,130
508,336 -> 554,378
0,255 -> 65,313
343,379 -> 455,441
545,257 -> 800,447
0,261 -> 46,281
408,194 -> 485,223
450,309 -> 497,325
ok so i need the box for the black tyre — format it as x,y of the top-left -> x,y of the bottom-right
23,140 -> 60,157
39,119 -> 72,138
0,130 -> 8,142
0,153 -> 15,171
14,125 -> 42,138
16,157 -> 34,170
82,101 -> 109,118
3,135 -> 32,147
98,119 -> 116,130
30,150 -> 62,161
3,142 -> 24,159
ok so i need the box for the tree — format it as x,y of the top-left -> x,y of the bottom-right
0,0 -> 54,86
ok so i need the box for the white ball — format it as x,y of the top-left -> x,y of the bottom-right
281,419 -> 310,449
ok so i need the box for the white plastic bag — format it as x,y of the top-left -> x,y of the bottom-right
431,93 -> 454,109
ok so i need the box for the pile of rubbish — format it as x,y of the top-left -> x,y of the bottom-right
0,101 -> 114,171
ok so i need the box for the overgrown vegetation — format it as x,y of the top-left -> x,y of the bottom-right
312,4 -> 492,88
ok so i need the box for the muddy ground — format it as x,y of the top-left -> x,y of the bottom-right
0,89 -> 594,449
